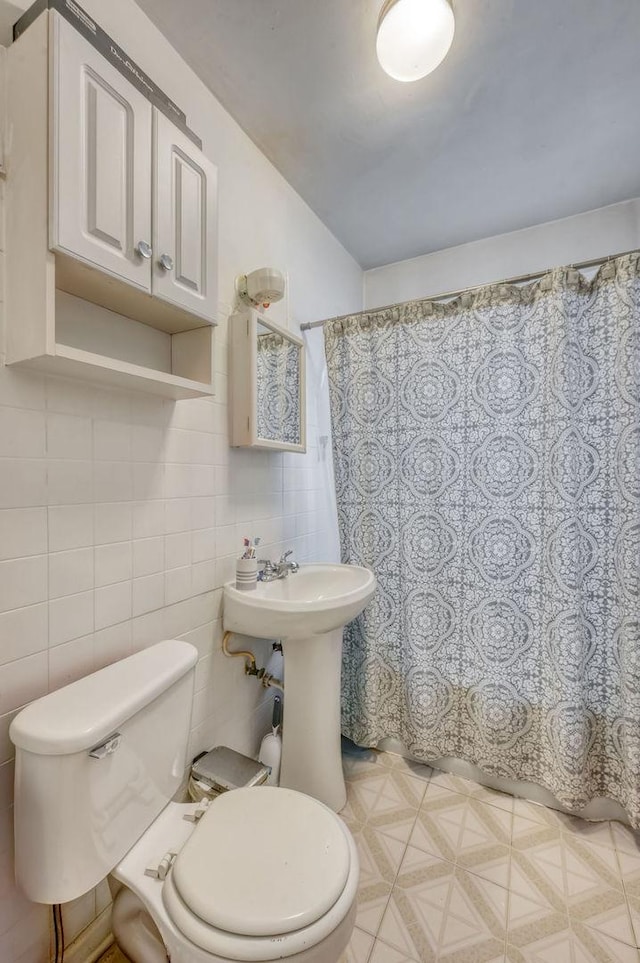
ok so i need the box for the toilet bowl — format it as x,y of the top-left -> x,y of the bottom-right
8,641 -> 359,963
112,790 -> 359,963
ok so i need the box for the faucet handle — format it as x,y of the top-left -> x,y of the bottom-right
280,549 -> 294,563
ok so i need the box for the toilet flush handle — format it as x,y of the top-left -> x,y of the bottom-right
88,732 -> 122,759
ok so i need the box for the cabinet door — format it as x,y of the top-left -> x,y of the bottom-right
50,12 -> 152,291
153,111 -> 218,323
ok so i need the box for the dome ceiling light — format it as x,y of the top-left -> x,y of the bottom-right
376,0 -> 455,82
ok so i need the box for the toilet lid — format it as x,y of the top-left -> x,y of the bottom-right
171,787 -> 351,937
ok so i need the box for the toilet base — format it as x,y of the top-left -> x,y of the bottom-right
112,886 -> 356,963
112,887 -> 168,963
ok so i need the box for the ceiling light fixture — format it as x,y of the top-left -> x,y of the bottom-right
376,0 -> 455,82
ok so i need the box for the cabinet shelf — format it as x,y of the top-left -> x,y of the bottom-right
29,343 -> 215,400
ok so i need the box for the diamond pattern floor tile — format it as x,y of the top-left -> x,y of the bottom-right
342,767 -> 427,842
412,788 -> 512,887
340,925 -> 375,963
379,843 -> 509,961
351,825 -> 408,936
340,751 -> 640,961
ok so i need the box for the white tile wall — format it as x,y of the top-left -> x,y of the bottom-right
0,283 -> 355,960
0,349 -> 337,960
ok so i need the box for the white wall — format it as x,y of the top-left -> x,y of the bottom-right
0,2 -> 362,960
364,198 -> 640,308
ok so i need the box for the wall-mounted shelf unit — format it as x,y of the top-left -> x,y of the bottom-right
5,8 -> 218,399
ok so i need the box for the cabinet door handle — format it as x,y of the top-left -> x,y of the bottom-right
136,240 -> 153,259
158,254 -> 174,272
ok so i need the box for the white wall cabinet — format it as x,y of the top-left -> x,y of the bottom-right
5,9 -> 218,399
153,111 -> 218,322
51,13 -> 153,293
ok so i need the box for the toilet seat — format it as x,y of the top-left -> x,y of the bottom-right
162,788 -> 359,961
171,787 -> 351,936
114,792 -> 360,962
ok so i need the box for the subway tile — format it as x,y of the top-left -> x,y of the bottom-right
0,460 -> 47,509
133,500 -> 165,539
0,369 -> 45,411
0,556 -> 47,613
93,461 -> 133,503
0,604 -> 48,667
192,527 -> 216,563
95,541 -> 132,588
90,386 -> 131,422
133,536 -> 165,577
46,375 -> 93,414
0,650 -> 48,715
131,608 -> 166,651
0,408 -> 46,458
170,398 -> 217,433
0,509 -> 47,561
191,495 -> 216,530
93,419 -> 132,461
192,559 -> 216,596
48,635 -> 94,691
93,622 -> 132,669
46,412 -> 92,460
164,464 -> 192,498
48,547 -> 94,600
47,460 -> 93,505
48,504 -> 94,552
94,502 -> 132,545
131,424 -> 166,461
133,573 -> 164,617
133,461 -> 164,500
165,428 -> 194,464
165,566 -> 192,605
49,591 -> 94,646
165,532 -> 191,570
95,581 -> 132,631
165,498 -> 191,534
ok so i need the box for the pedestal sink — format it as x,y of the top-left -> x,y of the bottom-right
223,564 -> 376,811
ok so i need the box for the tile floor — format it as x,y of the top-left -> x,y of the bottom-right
339,751 -> 640,963
100,750 -> 640,963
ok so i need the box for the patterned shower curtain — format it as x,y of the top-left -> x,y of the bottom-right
325,254 -> 640,825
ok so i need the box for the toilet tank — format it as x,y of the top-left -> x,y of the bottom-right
10,640 -> 198,904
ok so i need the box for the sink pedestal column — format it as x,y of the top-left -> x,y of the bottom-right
279,628 -> 346,812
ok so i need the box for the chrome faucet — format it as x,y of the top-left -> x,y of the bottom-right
258,550 -> 299,581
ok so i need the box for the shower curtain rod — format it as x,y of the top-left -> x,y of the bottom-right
299,246 -> 640,332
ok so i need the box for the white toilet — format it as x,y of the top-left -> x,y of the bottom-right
10,640 -> 359,963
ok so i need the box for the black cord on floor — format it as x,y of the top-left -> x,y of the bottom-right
53,904 -> 64,963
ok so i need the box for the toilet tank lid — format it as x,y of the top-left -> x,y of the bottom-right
10,640 -> 197,756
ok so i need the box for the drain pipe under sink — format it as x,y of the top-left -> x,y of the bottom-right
222,631 -> 284,691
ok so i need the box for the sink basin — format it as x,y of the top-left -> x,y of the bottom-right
222,563 -> 376,811
223,563 -> 376,639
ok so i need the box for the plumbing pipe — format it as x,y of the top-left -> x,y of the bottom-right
222,631 -> 284,690
222,630 -> 257,673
